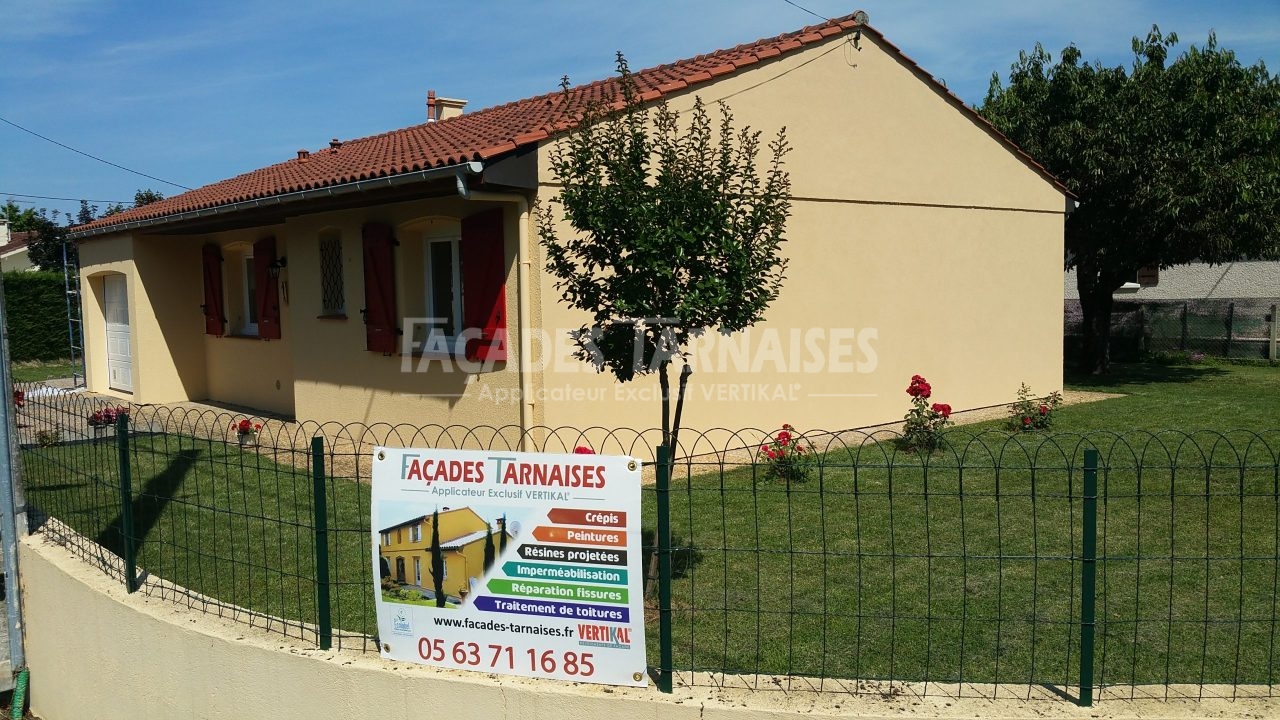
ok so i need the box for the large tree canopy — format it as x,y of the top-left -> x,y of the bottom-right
981,28 -> 1280,372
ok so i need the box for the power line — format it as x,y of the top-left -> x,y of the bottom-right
2,192 -> 134,204
0,114 -> 191,191
780,0 -> 829,22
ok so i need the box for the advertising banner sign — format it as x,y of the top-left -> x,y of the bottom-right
371,447 -> 647,686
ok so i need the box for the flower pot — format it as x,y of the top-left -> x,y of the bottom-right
237,433 -> 257,447
91,424 -> 114,441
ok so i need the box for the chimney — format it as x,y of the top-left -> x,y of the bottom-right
329,138 -> 342,154
297,149 -> 310,161
426,89 -> 467,122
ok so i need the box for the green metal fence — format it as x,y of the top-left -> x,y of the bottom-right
12,382 -> 1280,703
1065,298 -> 1279,362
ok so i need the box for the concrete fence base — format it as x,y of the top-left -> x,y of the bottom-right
18,535 -> 1278,720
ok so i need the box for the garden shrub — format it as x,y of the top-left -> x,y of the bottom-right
3,271 -> 71,362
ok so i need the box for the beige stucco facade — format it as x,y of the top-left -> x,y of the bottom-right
75,31 -> 1065,434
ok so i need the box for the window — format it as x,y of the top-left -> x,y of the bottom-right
394,211 -> 507,362
410,523 -> 421,543
380,531 -> 391,546
426,237 -> 462,339
241,256 -> 258,335
413,557 -> 421,585
319,232 -> 345,315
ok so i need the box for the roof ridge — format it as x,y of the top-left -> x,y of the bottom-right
92,10 -> 1064,237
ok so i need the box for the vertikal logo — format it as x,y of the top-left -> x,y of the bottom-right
576,623 -> 632,649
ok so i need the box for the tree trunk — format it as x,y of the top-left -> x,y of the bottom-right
670,363 -> 692,458
1075,258 -> 1122,374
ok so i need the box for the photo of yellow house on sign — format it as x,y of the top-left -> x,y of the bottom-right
378,507 -> 512,603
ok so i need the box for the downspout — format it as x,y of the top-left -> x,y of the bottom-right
459,190 -> 535,449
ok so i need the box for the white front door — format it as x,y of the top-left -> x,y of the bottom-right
103,274 -> 133,393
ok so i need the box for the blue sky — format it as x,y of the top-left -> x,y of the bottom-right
3,0 -> 1278,221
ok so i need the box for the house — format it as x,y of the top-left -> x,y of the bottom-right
0,222 -> 37,272
378,508 -> 508,598
1065,261 -> 1280,302
67,12 -> 1070,434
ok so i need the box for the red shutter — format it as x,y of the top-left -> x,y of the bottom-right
460,209 -> 508,363
201,244 -> 225,336
253,236 -> 282,340
362,222 -> 399,353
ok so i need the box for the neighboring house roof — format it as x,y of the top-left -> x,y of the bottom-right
71,11 -> 1068,239
2,231 -> 37,252
440,529 -> 503,550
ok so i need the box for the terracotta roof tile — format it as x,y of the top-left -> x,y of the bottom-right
73,10 -> 1068,236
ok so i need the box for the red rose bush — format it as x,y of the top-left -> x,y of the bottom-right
900,374 -> 951,453
757,423 -> 814,484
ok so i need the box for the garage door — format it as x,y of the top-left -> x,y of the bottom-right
103,274 -> 133,393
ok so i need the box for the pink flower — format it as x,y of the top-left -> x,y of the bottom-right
776,430 -> 791,446
931,403 -> 952,419
1022,416 -> 1032,426
1038,405 -> 1049,416
573,446 -> 595,454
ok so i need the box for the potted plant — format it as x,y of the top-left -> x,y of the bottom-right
87,406 -> 128,439
233,418 -> 262,446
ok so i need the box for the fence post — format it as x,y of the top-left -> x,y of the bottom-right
311,436 -> 332,651
116,412 -> 137,593
1137,304 -> 1147,355
1269,304 -> 1277,362
1078,448 -> 1099,707
1224,302 -> 1235,358
655,444 -> 673,693
1180,302 -> 1188,351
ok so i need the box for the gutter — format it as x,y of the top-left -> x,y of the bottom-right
462,191 -> 535,449
68,162 -> 485,240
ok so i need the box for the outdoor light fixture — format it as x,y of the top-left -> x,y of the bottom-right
268,256 -> 288,278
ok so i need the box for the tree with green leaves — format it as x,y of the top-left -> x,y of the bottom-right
3,200 -> 68,271
538,53 -> 793,446
981,28 -> 1280,373
428,510 -> 445,608
482,523 -> 496,573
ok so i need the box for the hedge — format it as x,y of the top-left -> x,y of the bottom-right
3,271 -> 71,362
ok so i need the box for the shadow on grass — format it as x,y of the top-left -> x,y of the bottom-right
1066,362 -> 1228,388
95,448 -> 199,559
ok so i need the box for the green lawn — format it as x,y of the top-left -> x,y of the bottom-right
11,359 -> 78,383
1057,359 -> 1280,432
659,360 -> 1280,686
22,433 -> 377,641
18,360 -> 1280,689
